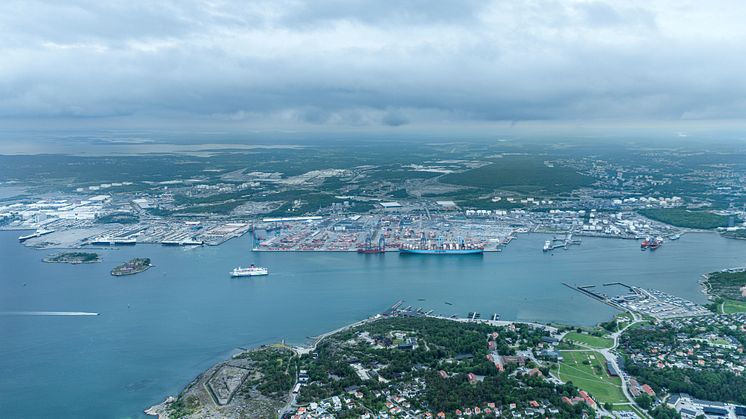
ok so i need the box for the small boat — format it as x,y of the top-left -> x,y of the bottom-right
230,264 -> 269,277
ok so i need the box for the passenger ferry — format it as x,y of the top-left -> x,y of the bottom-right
230,264 -> 269,277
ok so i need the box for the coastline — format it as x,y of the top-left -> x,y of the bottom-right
145,309 -> 560,417
42,252 -> 101,264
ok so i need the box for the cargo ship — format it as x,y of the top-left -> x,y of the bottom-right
230,264 -> 268,277
91,237 -> 137,246
641,237 -> 663,250
399,235 -> 483,255
357,235 -> 385,254
162,238 -> 204,246
18,229 -> 55,242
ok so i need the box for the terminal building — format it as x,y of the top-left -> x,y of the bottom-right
667,393 -> 746,418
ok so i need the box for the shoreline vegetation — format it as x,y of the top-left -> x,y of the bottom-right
146,264 -> 746,419
701,268 -> 746,314
146,313 -> 598,419
111,258 -> 152,276
42,251 -> 100,264
637,208 -> 733,230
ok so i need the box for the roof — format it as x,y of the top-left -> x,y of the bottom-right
703,406 -> 728,416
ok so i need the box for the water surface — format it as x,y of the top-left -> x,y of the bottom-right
1,231 -> 744,418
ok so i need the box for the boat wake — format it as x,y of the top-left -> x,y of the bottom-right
0,311 -> 99,316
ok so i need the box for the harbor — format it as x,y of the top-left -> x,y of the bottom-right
2,231 -> 746,417
563,282 -> 713,319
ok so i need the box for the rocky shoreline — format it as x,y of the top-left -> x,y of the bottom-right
42,252 -> 101,264
111,258 -> 151,276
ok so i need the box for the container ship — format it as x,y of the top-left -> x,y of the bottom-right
230,264 -> 268,277
399,235 -> 483,255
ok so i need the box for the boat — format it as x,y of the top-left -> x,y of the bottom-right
640,237 -> 650,250
357,247 -> 385,254
400,248 -> 483,255
357,234 -> 385,254
161,239 -> 204,246
649,237 -> 663,250
543,240 -> 552,252
18,229 -> 54,242
230,264 -> 269,277
91,237 -> 137,246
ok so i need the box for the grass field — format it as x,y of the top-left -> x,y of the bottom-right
721,299 -> 746,314
557,351 -> 627,404
637,208 -> 731,229
563,332 -> 614,349
439,157 -> 592,194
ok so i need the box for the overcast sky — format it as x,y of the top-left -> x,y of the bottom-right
1,0 -> 745,131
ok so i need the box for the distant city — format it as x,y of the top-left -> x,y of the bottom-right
1,139 -> 746,418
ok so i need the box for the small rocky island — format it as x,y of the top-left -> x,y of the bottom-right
111,258 -> 152,276
43,252 -> 101,264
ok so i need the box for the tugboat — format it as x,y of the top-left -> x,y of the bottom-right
230,264 -> 269,277
640,237 -> 651,250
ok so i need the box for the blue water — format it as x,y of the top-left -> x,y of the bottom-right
1,230 -> 745,418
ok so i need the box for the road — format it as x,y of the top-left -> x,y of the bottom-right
572,311 -> 651,418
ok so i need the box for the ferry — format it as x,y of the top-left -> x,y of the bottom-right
230,264 -> 269,277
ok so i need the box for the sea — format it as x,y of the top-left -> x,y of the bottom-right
1,230 -> 745,418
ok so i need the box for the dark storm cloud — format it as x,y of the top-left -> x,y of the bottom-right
1,0 -> 745,128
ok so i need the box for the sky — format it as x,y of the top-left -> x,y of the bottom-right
1,0 -> 746,133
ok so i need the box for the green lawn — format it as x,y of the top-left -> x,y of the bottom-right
721,299 -> 746,314
558,351 -> 627,404
563,332 -> 614,349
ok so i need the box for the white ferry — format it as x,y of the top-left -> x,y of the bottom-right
229,264 -> 269,277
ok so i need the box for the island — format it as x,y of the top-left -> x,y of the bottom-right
111,258 -> 152,276
42,252 -> 100,264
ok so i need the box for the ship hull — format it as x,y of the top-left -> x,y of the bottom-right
357,249 -> 385,254
398,248 -> 483,255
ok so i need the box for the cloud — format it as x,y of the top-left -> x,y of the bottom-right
0,0 -> 745,129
